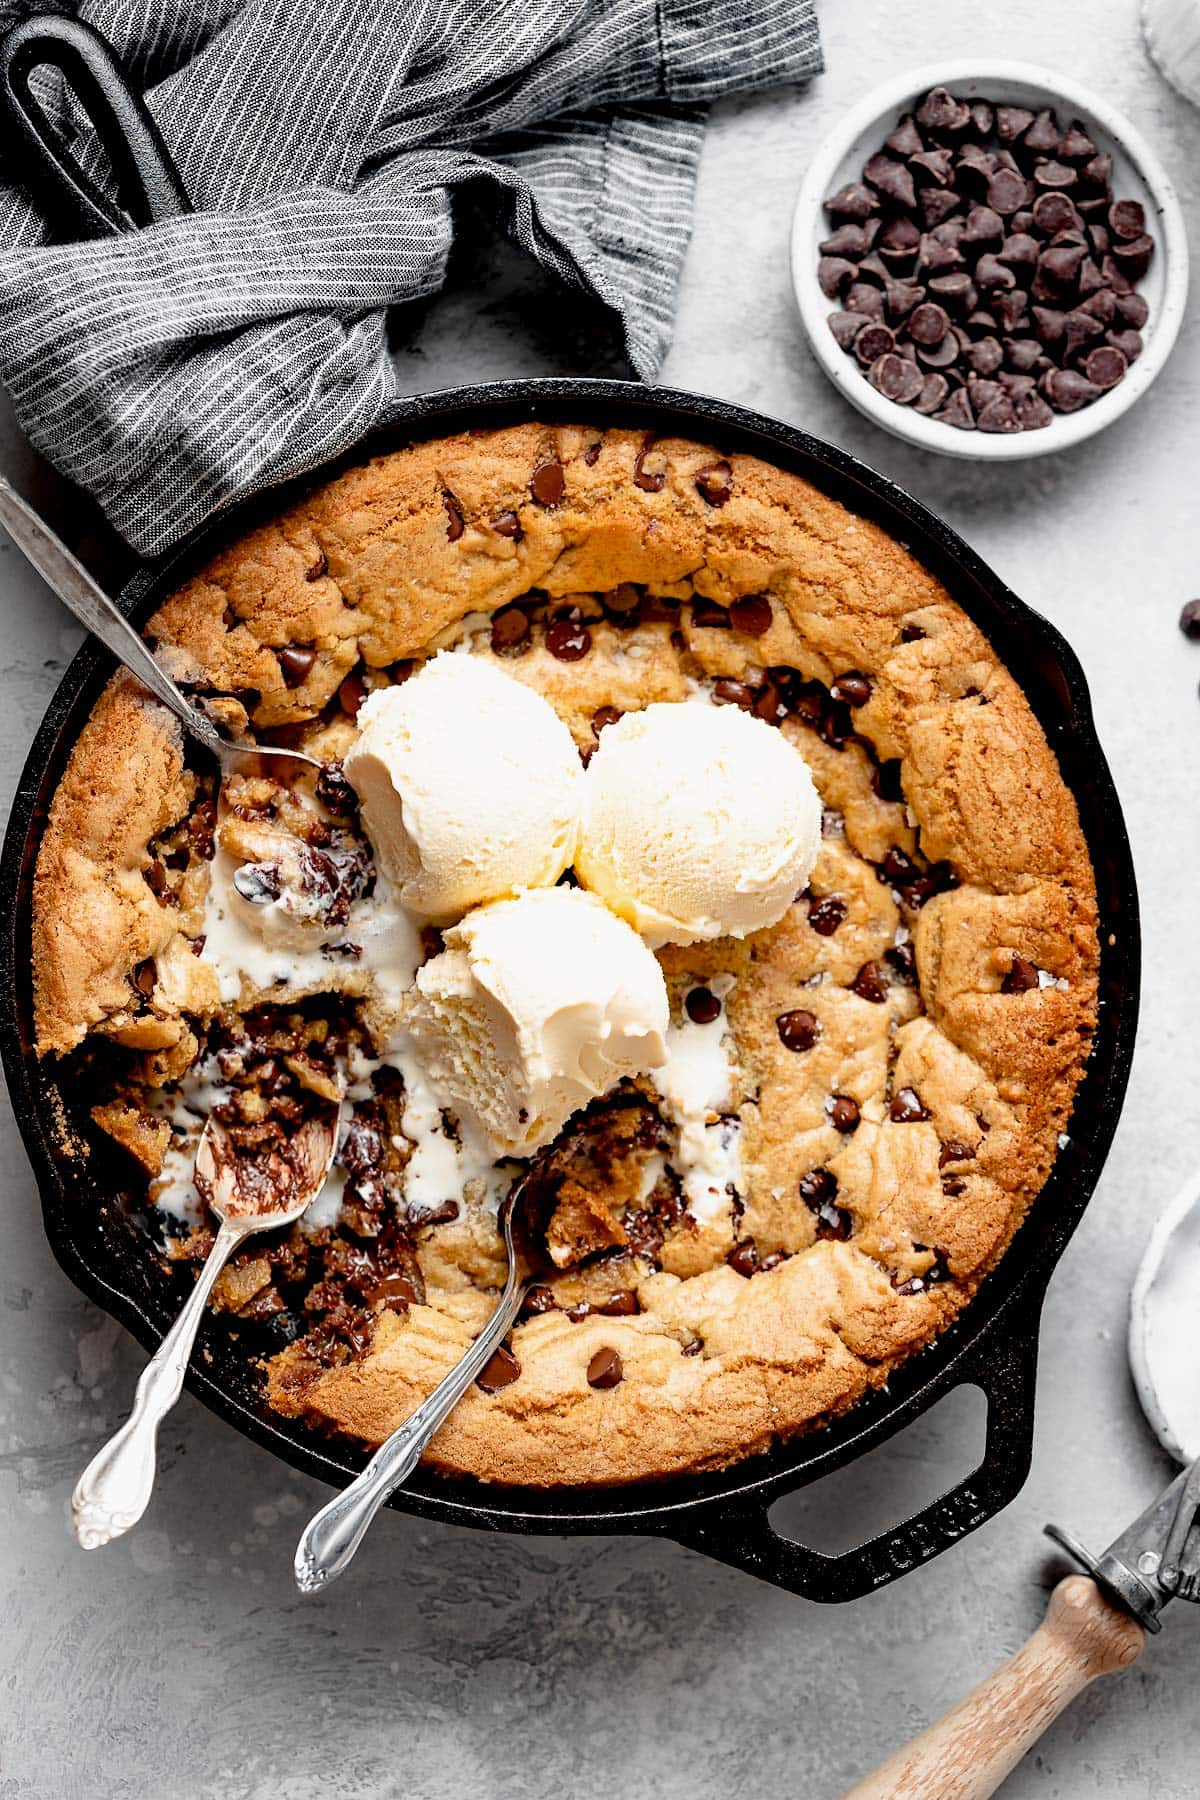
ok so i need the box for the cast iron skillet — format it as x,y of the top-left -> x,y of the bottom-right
0,20 -> 1139,1604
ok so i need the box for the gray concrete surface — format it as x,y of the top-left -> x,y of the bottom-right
2,1 -> 1199,1794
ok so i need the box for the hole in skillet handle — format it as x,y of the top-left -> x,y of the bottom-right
662,1287 -> 1044,1603
0,13 -> 191,241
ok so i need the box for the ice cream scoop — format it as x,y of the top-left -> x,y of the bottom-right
344,654 -> 583,922
403,885 -> 669,1157
575,702 -> 822,946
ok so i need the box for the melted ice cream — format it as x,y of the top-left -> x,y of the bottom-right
651,974 -> 743,1225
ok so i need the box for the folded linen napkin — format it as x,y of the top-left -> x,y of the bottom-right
0,0 -> 821,557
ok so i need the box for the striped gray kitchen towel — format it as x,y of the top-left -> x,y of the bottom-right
0,0 -> 821,557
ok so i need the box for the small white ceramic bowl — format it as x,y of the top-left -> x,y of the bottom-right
791,60 -> 1189,459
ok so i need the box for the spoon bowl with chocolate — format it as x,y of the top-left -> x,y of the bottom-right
71,1094 -> 342,1550
792,61 -> 1188,458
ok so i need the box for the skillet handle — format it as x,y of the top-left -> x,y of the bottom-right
665,1290 -> 1043,1603
0,14 -> 190,239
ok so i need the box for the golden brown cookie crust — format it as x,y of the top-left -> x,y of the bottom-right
32,423 -> 1098,1486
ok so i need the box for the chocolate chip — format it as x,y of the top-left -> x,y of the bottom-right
492,510 -> 522,539
1080,152 -> 1113,192
855,322 -> 895,366
890,1086 -> 930,1123
1034,159 -> 1077,191
934,388 -> 976,429
878,214 -> 922,262
960,205 -> 1003,249
777,1008 -> 820,1051
1179,599 -> 1200,640
603,582 -> 641,622
730,594 -> 773,637
712,678 -> 755,710
916,87 -> 969,137
276,645 -> 316,688
1015,391 -> 1054,430
1059,121 -> 1096,163
305,550 -> 327,583
587,1347 -> 623,1389
939,1140 -> 973,1168
993,290 -> 1030,334
144,861 -> 169,899
1100,253 -> 1133,295
491,604 -> 531,655
908,303 -> 950,347
977,396 -> 1021,433
864,153 -> 916,209
1111,233 -> 1154,281
968,102 -> 994,139
1079,288 -> 1117,326
808,894 -> 847,936
886,113 -> 925,158
477,1345 -> 521,1393
596,1290 -> 640,1317
915,331 -> 962,371
1002,954 -> 1039,993
1106,328 -> 1143,363
914,372 -> 950,414
338,671 -> 367,717
443,492 -> 465,541
965,335 -> 1003,376
830,672 -> 871,707
369,1273 -> 420,1311
1109,199 -> 1146,242
545,615 -> 592,661
583,440 -> 602,466
799,1166 -> 837,1208
1084,344 -> 1127,389
995,105 -> 1034,142
753,680 -> 785,725
633,436 -> 666,493
830,1095 -> 861,1134
686,987 -> 722,1026
691,596 -> 730,629
845,281 -> 886,319
1024,109 -> 1061,156
869,353 -> 924,403
911,147 -> 955,188
886,938 -> 917,982
1043,367 -> 1099,412
1115,291 -> 1149,329
851,961 -> 888,1004
522,1285 -> 558,1317
591,705 -> 622,743
920,187 -> 963,229
926,273 -> 976,318
1031,190 -> 1081,237
826,181 -> 879,221
986,167 -> 1030,215
941,1174 -> 967,1196
530,460 -> 565,506
695,460 -> 733,506
728,1240 -> 760,1277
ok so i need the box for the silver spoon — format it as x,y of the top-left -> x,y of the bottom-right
0,478 -> 321,781
72,1102 -> 341,1550
293,1177 -> 534,1595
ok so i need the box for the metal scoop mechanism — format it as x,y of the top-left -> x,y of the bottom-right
1046,1449 -> 1200,1633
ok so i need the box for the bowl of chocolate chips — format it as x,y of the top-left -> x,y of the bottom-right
792,61 -> 1188,457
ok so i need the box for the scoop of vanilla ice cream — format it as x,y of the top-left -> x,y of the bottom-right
344,654 -> 583,922
403,886 -> 669,1157
576,702 -> 822,946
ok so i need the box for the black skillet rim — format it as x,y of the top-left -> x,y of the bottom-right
0,377 -> 1139,1557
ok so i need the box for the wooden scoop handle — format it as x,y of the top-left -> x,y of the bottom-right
838,1577 -> 1145,1800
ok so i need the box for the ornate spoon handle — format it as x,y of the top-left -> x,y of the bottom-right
72,1217 -> 248,1549
294,1265 -> 527,1595
0,478 -> 227,757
